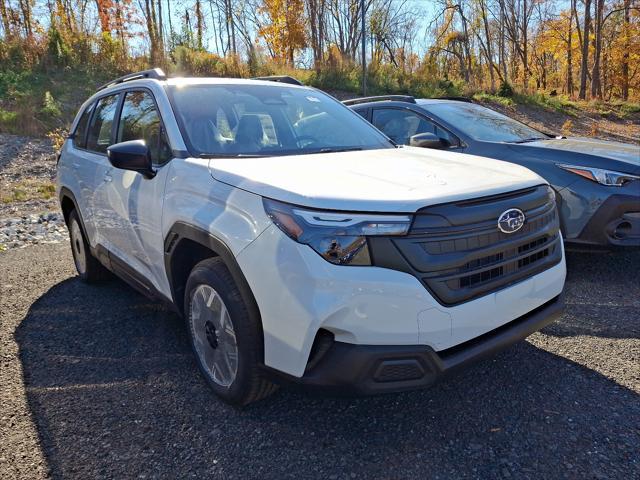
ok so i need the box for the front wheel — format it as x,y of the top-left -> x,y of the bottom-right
185,257 -> 277,406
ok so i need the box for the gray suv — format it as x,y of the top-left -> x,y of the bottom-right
348,96 -> 640,250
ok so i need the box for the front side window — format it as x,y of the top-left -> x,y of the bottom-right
168,84 -> 392,156
73,103 -> 93,149
117,91 -> 171,164
425,102 -> 547,143
86,94 -> 119,153
372,108 -> 457,147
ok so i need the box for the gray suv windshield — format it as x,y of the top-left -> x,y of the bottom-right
425,102 -> 548,143
169,84 -> 393,156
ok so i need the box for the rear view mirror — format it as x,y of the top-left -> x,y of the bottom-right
107,140 -> 155,178
410,133 -> 445,150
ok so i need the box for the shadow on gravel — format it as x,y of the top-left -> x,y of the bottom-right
15,267 -> 640,479
540,250 -> 640,339
16,248 -> 640,479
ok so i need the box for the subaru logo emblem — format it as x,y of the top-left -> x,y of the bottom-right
498,208 -> 525,234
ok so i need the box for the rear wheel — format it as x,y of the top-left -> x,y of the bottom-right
185,257 -> 277,406
68,209 -> 108,283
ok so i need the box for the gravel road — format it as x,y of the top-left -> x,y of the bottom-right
1,244 -> 639,479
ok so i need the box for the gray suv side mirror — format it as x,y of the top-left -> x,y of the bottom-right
107,140 -> 155,178
410,132 -> 445,149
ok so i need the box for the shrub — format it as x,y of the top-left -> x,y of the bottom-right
0,108 -> 18,128
497,81 -> 514,98
41,91 -> 62,118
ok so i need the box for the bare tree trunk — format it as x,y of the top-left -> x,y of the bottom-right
522,0 -> 529,90
0,0 -> 12,37
621,0 -> 630,100
143,0 -> 160,65
166,0 -> 173,39
590,0 -> 604,99
228,0 -> 236,54
19,0 -> 33,38
157,0 -> 164,55
567,0 -> 574,96
480,0 -> 496,90
195,0 -> 203,49
499,8 -> 507,81
578,0 -> 591,99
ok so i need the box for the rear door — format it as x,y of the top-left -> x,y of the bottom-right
98,89 -> 173,295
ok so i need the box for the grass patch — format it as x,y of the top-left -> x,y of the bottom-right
513,92 -> 578,116
0,180 -> 56,204
0,108 -> 18,132
472,92 -> 515,107
619,102 -> 640,114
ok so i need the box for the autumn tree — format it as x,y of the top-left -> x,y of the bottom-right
259,0 -> 307,65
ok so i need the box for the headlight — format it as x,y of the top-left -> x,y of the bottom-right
263,198 -> 412,265
557,164 -> 640,186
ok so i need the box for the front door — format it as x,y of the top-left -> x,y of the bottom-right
371,107 -> 463,151
100,90 -> 173,296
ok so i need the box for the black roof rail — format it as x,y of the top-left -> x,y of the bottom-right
251,75 -> 303,86
342,95 -> 416,106
97,68 -> 167,91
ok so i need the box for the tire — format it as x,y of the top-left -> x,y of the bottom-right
67,209 -> 109,283
184,257 -> 277,406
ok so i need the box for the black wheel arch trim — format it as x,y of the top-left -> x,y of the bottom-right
163,221 -> 262,322
59,187 -> 91,242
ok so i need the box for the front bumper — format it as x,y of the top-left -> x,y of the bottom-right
271,293 -> 565,395
558,180 -> 640,249
237,224 -> 566,378
570,193 -> 640,249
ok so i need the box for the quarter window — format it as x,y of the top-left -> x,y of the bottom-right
73,103 -> 93,149
86,94 -> 120,154
117,91 -> 171,164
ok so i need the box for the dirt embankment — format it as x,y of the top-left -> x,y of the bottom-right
478,100 -> 640,145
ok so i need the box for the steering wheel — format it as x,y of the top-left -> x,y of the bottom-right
296,135 -> 321,148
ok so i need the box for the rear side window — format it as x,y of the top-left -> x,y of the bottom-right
117,91 -> 171,164
86,94 -> 120,154
73,103 -> 93,149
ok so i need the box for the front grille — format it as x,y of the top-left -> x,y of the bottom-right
369,185 -> 562,305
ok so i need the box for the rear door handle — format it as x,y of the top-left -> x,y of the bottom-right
103,174 -> 112,183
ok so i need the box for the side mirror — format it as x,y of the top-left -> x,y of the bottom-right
410,132 -> 445,149
107,140 -> 155,178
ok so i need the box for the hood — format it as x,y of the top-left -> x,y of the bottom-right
208,147 -> 545,212
511,137 -> 640,173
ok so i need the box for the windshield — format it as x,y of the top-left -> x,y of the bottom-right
168,83 -> 393,156
425,102 -> 548,143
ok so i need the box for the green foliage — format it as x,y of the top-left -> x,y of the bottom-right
41,91 -> 62,118
0,69 -> 42,102
514,92 -> 577,115
0,108 -> 18,130
47,25 -> 73,66
307,64 -> 462,99
472,92 -> 515,107
497,81 -> 514,98
171,46 -> 248,77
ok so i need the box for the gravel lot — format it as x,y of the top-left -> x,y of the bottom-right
1,243 -> 638,479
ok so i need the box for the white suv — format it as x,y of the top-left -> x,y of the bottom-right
57,69 -> 566,405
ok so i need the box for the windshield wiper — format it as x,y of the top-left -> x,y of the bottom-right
510,137 -> 548,144
198,153 -> 267,158
316,147 -> 364,153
